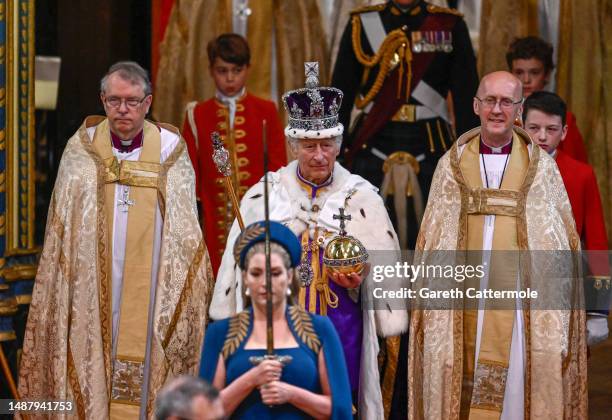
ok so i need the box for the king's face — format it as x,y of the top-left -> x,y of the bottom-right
295,138 -> 339,184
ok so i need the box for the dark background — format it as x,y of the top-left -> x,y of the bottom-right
35,0 -> 151,242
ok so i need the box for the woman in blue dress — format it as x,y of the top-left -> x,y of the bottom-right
199,221 -> 353,419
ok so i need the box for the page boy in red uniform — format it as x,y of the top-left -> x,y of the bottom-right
508,36 -> 588,162
523,91 -> 609,346
182,33 -> 287,273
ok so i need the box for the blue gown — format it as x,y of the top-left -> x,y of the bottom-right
199,306 -> 353,419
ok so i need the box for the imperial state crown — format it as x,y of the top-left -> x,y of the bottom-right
282,62 -> 344,139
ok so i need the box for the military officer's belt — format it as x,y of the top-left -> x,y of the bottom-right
388,104 -> 439,123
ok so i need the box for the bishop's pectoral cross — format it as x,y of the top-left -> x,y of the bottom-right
118,186 -> 135,212
333,207 -> 351,236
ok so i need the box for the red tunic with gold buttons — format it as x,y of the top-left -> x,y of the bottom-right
182,93 -> 287,273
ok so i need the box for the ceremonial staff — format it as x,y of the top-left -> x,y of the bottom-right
0,346 -> 19,399
211,132 -> 245,231
250,120 -> 291,366
262,120 -> 274,355
0,346 -> 30,419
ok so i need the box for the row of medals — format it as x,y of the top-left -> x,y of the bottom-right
411,30 -> 454,53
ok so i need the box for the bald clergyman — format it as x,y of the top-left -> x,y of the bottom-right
408,71 -> 587,420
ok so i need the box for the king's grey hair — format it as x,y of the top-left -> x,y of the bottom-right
100,61 -> 152,96
154,375 -> 219,420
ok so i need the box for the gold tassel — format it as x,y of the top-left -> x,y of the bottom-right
405,44 -> 413,101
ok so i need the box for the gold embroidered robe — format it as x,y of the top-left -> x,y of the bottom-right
18,116 -> 214,418
408,127 -> 587,419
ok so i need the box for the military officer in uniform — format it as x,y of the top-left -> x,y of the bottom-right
332,2 -> 479,418
332,0 -> 479,249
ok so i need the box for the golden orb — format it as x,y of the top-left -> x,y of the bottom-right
323,235 -> 369,276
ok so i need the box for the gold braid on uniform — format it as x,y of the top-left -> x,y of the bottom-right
426,4 -> 463,17
289,305 -> 321,353
222,310 -> 251,359
351,15 -> 413,108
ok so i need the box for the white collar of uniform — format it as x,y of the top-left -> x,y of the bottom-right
215,88 -> 246,129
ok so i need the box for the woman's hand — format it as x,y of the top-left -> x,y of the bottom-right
259,381 -> 294,406
251,359 -> 283,387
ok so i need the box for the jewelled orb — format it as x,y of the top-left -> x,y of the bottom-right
322,208 -> 369,276
323,235 -> 369,277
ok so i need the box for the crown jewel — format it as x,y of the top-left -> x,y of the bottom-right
282,62 -> 344,139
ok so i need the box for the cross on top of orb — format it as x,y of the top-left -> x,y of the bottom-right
333,207 -> 351,236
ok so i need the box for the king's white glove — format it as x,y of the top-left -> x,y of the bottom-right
587,316 -> 609,347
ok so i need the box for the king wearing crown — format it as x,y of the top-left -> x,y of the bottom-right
208,62 -> 408,417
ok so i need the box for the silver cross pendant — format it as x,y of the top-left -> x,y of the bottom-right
118,187 -> 135,212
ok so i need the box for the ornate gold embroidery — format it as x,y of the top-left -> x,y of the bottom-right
222,311 -> 251,359
349,3 -> 386,15
68,345 -> 86,418
162,236 -> 209,349
289,305 -> 321,353
236,143 -> 247,153
234,129 -> 246,139
157,140 -> 186,217
470,361 -> 508,411
234,116 -> 245,126
103,156 -> 120,183
80,125 -> 113,392
233,224 -> 266,263
121,160 -> 160,174
111,358 -> 144,404
466,187 -> 523,217
427,4 -> 463,17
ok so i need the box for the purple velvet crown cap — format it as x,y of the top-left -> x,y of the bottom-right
281,62 -> 344,139
282,88 -> 343,120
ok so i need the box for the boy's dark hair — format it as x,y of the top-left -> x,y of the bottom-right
207,33 -> 250,66
506,36 -> 555,74
522,91 -> 567,125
